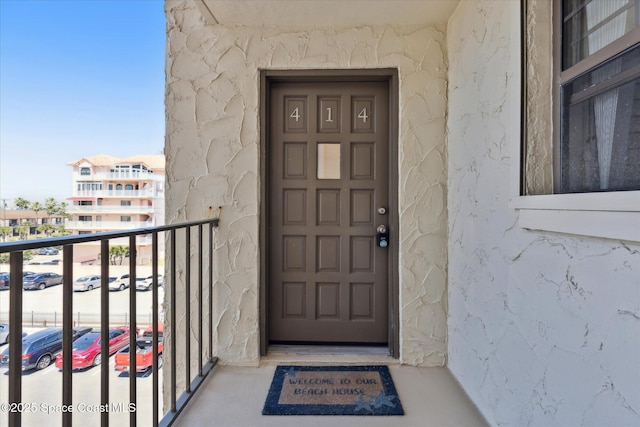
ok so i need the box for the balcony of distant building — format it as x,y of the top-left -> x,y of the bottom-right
72,169 -> 165,182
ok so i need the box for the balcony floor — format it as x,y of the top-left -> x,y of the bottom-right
173,349 -> 488,427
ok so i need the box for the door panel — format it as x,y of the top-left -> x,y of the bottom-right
269,81 -> 389,344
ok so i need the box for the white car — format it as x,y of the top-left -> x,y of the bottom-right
0,323 -> 27,345
0,323 -> 9,344
136,275 -> 164,292
109,274 -> 130,291
73,275 -> 101,292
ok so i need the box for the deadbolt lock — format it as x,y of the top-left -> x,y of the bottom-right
376,224 -> 389,248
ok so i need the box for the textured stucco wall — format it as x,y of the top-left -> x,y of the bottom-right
524,0 -> 553,195
164,0 -> 448,370
447,1 -> 640,426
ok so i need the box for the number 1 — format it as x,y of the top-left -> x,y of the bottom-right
326,107 -> 333,122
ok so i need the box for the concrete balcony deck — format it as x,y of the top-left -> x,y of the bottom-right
172,349 -> 488,427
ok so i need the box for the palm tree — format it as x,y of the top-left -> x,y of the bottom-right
16,223 -> 30,240
45,197 -> 58,221
0,226 -> 11,242
56,224 -> 71,236
109,245 -> 129,265
57,201 -> 71,220
38,223 -> 56,237
30,201 -> 43,230
14,197 -> 29,210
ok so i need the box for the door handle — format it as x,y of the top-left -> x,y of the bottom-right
376,225 -> 389,248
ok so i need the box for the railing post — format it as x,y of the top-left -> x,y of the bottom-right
185,226 -> 191,393
170,228 -> 177,412
152,231 -> 159,427
198,224 -> 203,375
128,234 -> 137,427
62,244 -> 74,427
8,251 -> 23,427
209,223 -> 214,362
100,240 -> 110,427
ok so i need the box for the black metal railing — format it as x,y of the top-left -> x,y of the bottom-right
0,219 -> 219,427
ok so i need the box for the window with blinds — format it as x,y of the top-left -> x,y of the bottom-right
557,0 -> 640,193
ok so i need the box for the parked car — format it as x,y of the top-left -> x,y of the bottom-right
0,327 -> 92,371
0,323 -> 28,345
1,327 -> 30,352
115,324 -> 163,373
0,323 -> 9,344
136,275 -> 164,292
54,327 -> 130,370
72,327 -> 94,339
0,328 -> 62,370
108,274 -> 130,291
1,272 -> 39,290
37,247 -> 59,255
22,272 -> 63,290
0,273 -> 9,290
73,275 -> 101,292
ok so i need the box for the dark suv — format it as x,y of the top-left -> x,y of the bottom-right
22,272 -> 63,290
0,327 -> 92,371
0,328 -> 63,370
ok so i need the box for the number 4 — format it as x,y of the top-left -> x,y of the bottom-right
290,107 -> 300,122
358,107 -> 368,123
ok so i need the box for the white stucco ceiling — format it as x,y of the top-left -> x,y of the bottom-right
197,0 -> 460,27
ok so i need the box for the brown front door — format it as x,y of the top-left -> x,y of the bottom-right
268,81 -> 390,344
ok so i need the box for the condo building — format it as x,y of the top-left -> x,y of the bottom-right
66,154 -> 165,263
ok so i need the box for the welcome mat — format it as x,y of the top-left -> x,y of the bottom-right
262,365 -> 404,416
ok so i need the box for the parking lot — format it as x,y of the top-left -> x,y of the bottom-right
0,257 -> 164,426
0,258 -> 164,326
0,335 -> 162,426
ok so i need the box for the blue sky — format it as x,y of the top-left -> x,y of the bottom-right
0,0 -> 165,206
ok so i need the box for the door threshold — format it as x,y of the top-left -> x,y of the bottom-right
263,345 -> 397,366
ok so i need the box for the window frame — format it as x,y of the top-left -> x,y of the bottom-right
513,0 -> 640,242
553,0 -> 640,193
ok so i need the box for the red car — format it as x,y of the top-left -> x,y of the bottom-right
54,327 -> 129,370
115,323 -> 164,373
